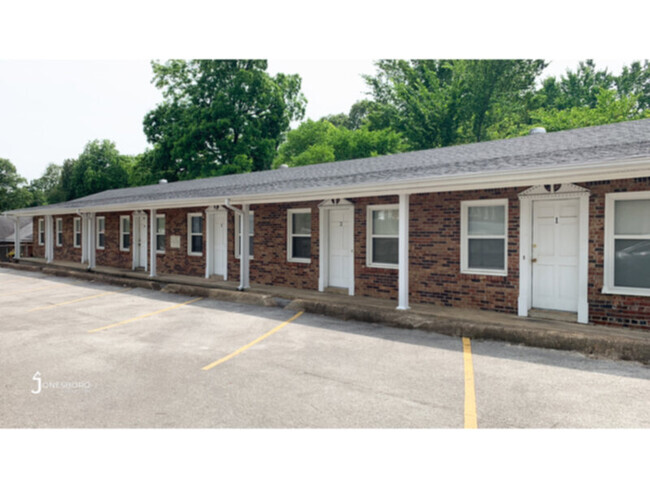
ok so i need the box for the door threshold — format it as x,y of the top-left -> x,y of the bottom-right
529,308 -> 577,323
324,286 -> 349,295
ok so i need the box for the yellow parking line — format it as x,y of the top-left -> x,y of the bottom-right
462,337 -> 478,429
0,281 -> 80,297
202,310 -> 304,371
27,289 -> 132,312
88,297 -> 203,333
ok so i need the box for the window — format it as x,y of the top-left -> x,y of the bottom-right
156,215 -> 165,253
188,213 -> 203,256
55,218 -> 63,247
461,199 -> 508,276
73,217 -> 81,248
96,216 -> 105,250
235,211 -> 254,258
288,209 -> 311,263
367,205 -> 399,268
604,192 -> 650,296
120,216 -> 130,251
38,219 -> 44,246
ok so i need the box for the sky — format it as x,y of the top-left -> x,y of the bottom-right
0,58 -> 636,181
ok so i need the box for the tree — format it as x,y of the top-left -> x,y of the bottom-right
60,140 -> 130,201
273,119 -> 406,167
28,163 -> 65,206
528,89 -> 649,132
616,60 -> 650,111
143,60 -> 306,181
0,158 -> 32,211
363,59 -> 547,149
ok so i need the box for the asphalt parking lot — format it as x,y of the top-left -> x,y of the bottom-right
1,268 -> 649,428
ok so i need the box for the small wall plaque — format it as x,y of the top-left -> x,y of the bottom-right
170,235 -> 181,249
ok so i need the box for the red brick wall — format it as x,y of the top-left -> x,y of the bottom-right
155,207 -> 206,277
95,213 -> 132,269
582,178 -> 650,328
53,214 -> 82,263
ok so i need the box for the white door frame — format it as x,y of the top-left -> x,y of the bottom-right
205,205 -> 228,280
518,184 -> 590,323
132,211 -> 148,272
318,199 -> 355,296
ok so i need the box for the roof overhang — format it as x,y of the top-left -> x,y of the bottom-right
4,155 -> 650,217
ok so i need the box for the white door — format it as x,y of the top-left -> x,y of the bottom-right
532,199 -> 579,312
212,210 -> 228,278
134,214 -> 148,270
328,207 -> 353,289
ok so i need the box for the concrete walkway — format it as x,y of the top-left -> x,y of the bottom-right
4,257 -> 650,365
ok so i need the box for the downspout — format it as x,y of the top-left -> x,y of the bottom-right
224,199 -> 249,291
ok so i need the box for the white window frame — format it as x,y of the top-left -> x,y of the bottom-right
38,218 -> 44,246
96,216 -> 105,250
235,211 -> 254,259
603,190 -> 650,297
187,213 -> 203,256
287,208 -> 312,263
119,215 -> 131,252
55,218 -> 63,247
460,199 -> 508,277
366,204 -> 399,269
73,217 -> 81,248
155,214 -> 166,254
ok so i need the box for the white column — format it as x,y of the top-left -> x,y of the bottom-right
318,206 -> 326,292
13,217 -> 21,260
577,193 -> 590,324
397,194 -> 410,310
204,206 -> 215,279
239,204 -> 250,290
45,215 -> 54,263
81,214 -> 88,264
518,198 -> 532,317
88,213 -> 96,269
149,209 -> 156,278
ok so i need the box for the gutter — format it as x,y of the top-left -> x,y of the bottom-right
5,155 -> 650,217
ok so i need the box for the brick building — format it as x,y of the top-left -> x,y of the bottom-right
5,120 -> 650,328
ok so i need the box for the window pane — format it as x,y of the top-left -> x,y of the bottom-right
99,234 -> 105,248
249,235 -> 254,255
75,233 -> 81,247
123,218 -> 130,233
122,234 -> 130,250
191,216 -> 203,234
372,209 -> 398,236
615,200 -> 650,235
292,236 -> 311,259
468,238 -> 505,270
372,237 -> 398,265
249,213 -> 254,234
468,205 -> 505,236
191,235 -> 203,254
98,219 -> 105,232
614,239 -> 650,288
74,219 -> 80,232
156,235 -> 165,252
292,213 -> 311,235
157,217 -> 165,233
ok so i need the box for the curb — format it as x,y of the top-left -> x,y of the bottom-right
3,260 -> 649,365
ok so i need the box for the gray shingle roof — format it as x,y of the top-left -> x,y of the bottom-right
0,216 -> 32,242
10,118 -> 650,213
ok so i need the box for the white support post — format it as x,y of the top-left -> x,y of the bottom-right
13,217 -> 21,260
88,213 -> 96,269
45,215 -> 53,263
518,198 -> 532,317
149,209 -> 156,278
240,204 -> 250,290
204,206 -> 215,279
80,214 -> 88,264
397,193 -> 410,310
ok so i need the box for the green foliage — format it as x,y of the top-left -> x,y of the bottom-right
143,60 -> 306,181
273,119 -> 406,167
616,60 -> 650,111
60,140 -> 131,201
0,158 -> 32,212
28,163 -> 65,206
529,89 -> 649,132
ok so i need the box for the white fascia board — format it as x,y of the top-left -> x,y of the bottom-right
5,156 -> 650,216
